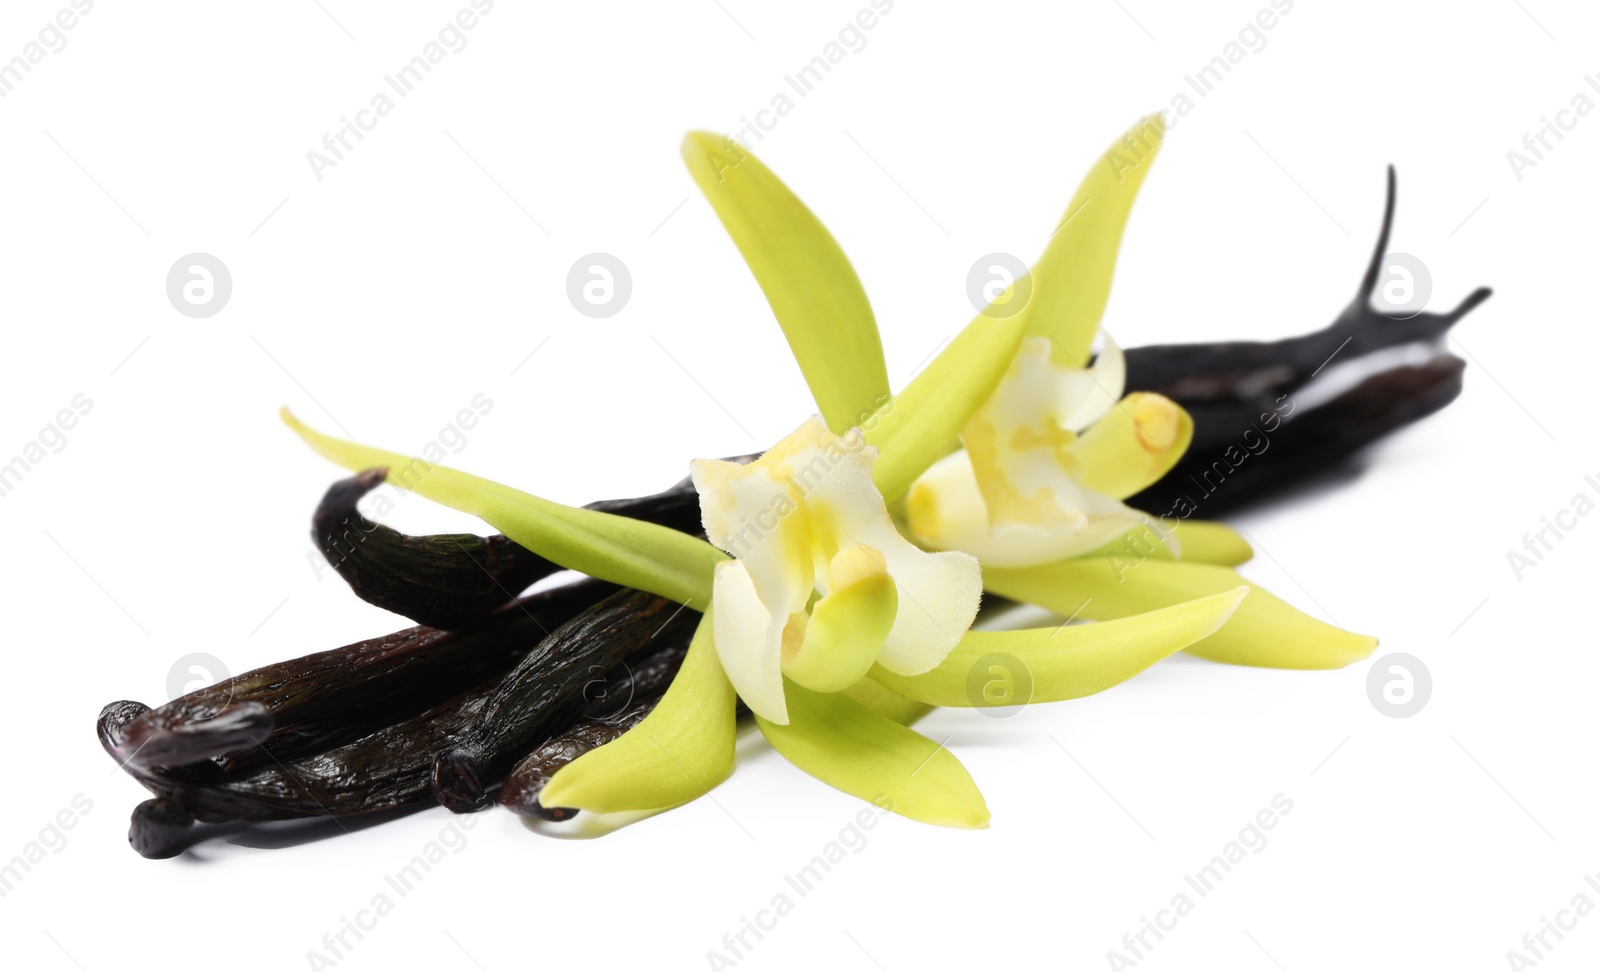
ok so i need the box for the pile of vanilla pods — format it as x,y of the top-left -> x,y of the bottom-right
99,171 -> 1490,858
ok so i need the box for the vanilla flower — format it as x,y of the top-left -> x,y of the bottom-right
278,116 -> 1378,832
693,416 -> 981,723
909,335 -> 1191,567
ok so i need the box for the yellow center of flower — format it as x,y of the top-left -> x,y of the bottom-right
691,416 -> 982,724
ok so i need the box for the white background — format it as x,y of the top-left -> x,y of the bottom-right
0,1 -> 1594,969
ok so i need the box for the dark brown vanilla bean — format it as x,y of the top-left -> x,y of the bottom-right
315,466 -> 721,630
1134,356 -> 1465,516
102,678 -> 510,858
432,589 -> 700,813
115,578 -> 614,774
499,636 -> 696,821
95,164 -> 1493,861
314,468 -> 567,630
579,637 -> 691,720
499,698 -> 656,821
313,458 -> 754,630
1123,167 -> 1490,516
1122,168 -> 1490,404
101,701 -> 201,856
190,681 -> 500,818
582,478 -> 716,535
117,702 -> 277,772
99,700 -> 155,767
128,798 -> 195,860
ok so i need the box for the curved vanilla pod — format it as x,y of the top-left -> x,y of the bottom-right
101,678 -> 509,850
100,700 -> 220,818
502,699 -> 759,822
129,797 -> 195,860
102,638 -> 693,848
499,697 -> 657,821
99,700 -> 158,769
99,701 -> 198,858
313,461 -> 742,629
1123,168 -> 1490,398
498,636 -> 695,820
123,702 -> 276,773
314,468 -> 567,630
1129,351 -> 1469,516
115,578 -> 614,774
1151,355 -> 1466,514
1123,167 -> 1491,514
578,636 -> 692,721
431,589 -> 700,813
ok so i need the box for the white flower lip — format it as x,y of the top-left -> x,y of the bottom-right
907,335 -> 1161,567
693,416 -> 983,724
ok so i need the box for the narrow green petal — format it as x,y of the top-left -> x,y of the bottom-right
1084,520 -> 1255,567
784,573 -> 898,694
1029,114 -> 1167,364
867,312 -> 1028,503
541,612 -> 737,813
682,132 -> 890,435
1071,393 -> 1193,500
984,558 -> 1377,669
843,677 -> 932,727
281,408 -> 720,607
870,588 -> 1246,707
757,681 -> 990,829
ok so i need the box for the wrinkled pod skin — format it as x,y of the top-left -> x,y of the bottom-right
114,579 -> 615,775
431,589 -> 700,813
499,701 -> 656,821
99,631 -> 697,855
99,702 -> 194,858
498,637 -> 697,820
1124,167 -> 1490,515
313,459 -> 751,629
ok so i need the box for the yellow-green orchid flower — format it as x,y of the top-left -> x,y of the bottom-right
280,124 -> 1257,829
907,337 -> 1192,567
691,415 -> 982,724
284,374 -> 1242,830
676,116 -> 1374,673
282,113 -> 1391,831
900,115 -> 1190,567
901,115 -> 1376,669
540,128 -> 1260,827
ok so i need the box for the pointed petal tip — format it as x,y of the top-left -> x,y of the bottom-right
1205,585 -> 1252,637
681,130 -> 723,168
938,795 -> 992,830
533,771 -> 581,813
682,129 -> 718,149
